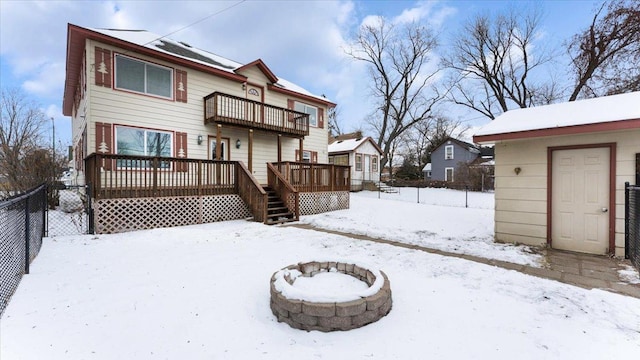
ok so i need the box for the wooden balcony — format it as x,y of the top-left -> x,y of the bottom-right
204,92 -> 309,137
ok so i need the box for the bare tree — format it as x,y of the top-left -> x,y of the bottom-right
0,88 -> 49,197
346,17 -> 444,170
567,0 -> 640,100
444,9 -> 557,120
327,106 -> 343,137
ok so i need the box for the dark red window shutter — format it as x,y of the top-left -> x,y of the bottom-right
175,70 -> 188,103
312,151 -> 318,163
94,47 -> 112,87
174,132 -> 188,172
295,149 -> 299,162
318,108 -> 324,129
288,99 -> 295,122
95,122 -> 113,170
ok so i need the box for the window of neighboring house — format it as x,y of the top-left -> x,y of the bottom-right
372,156 -> 378,172
427,170 -> 432,178
355,154 -> 363,171
445,145 -> 454,160
294,102 -> 318,127
332,154 -> 348,166
115,125 -> 173,168
445,167 -> 454,182
115,54 -> 173,99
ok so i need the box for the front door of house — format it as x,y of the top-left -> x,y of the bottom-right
551,147 -> 609,254
364,155 -> 371,181
209,138 -> 229,160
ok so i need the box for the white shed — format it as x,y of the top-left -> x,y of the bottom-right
474,92 -> 640,256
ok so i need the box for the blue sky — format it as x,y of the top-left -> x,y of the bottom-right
0,0 -> 599,147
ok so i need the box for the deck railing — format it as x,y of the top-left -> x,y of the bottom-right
204,92 -> 309,137
267,163 -> 299,220
86,154 -> 239,199
237,161 -> 268,223
272,162 -> 351,192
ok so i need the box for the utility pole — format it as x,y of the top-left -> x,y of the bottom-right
51,117 -> 55,183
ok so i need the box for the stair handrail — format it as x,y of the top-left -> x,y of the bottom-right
236,161 -> 268,222
267,162 -> 299,220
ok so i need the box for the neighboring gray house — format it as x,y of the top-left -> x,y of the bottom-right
428,138 -> 481,181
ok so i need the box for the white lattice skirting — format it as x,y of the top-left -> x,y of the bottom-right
299,191 -> 350,215
94,195 -> 252,234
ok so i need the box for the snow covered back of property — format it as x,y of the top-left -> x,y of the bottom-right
475,91 -> 640,136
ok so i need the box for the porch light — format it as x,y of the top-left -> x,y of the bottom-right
197,135 -> 203,145
236,139 -> 241,149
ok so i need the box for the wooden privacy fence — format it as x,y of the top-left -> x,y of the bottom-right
272,162 -> 351,193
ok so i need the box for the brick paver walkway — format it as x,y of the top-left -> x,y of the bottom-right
288,223 -> 640,299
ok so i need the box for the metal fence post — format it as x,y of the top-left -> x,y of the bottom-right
24,197 -> 30,275
625,182 -> 630,259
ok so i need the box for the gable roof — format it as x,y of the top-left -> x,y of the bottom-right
328,137 -> 382,154
473,91 -> 640,144
63,24 -> 335,116
435,137 -> 480,153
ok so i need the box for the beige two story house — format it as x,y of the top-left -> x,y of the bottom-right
62,24 -> 350,233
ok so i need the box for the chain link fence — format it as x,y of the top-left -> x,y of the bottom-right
47,185 -> 91,237
0,184 -> 47,316
625,182 -> 640,271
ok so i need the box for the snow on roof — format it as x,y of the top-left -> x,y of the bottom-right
90,27 -> 330,102
474,92 -> 640,137
422,163 -> 431,172
329,137 -> 370,153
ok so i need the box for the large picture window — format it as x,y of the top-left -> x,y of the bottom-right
115,126 -> 173,168
294,102 -> 318,127
115,54 -> 173,98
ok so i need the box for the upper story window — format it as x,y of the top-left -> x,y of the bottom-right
115,54 -> 173,99
445,145 -> 454,160
294,102 -> 318,127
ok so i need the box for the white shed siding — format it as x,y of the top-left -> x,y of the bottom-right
493,129 -> 640,256
83,39 -> 329,184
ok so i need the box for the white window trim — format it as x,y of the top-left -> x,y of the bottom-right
355,153 -> 363,171
445,167 -> 454,182
114,54 -> 174,99
445,145 -> 454,160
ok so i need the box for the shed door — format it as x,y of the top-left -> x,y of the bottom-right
552,147 -> 609,254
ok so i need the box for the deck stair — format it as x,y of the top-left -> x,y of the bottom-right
377,182 -> 398,193
262,186 -> 296,225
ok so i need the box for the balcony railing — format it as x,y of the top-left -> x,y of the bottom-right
204,92 -> 309,137
271,162 -> 351,192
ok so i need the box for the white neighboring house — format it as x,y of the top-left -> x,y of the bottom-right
422,163 -> 432,180
329,136 -> 383,191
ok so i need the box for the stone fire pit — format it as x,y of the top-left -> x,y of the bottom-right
270,261 -> 392,332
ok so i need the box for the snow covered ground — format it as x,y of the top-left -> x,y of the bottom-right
2,189 -> 640,359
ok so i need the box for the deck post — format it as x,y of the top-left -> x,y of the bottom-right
248,129 -> 253,172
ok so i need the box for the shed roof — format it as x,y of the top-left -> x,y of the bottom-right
328,137 -> 382,154
473,91 -> 640,144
